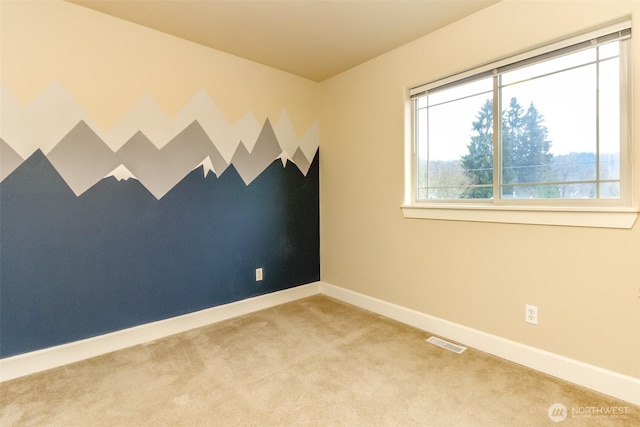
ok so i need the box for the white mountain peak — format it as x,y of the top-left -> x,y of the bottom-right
107,164 -> 137,181
1,82 -> 100,158
274,109 -> 298,159
274,110 -> 319,165
197,156 -> 216,178
278,153 -> 290,167
177,90 -> 263,163
298,120 -> 320,164
104,93 -> 173,151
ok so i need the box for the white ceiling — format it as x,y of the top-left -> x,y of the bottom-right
68,0 -> 499,82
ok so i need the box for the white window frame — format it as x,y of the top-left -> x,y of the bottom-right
403,21 -> 637,229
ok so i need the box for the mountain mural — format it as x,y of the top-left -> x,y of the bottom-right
0,148 -> 320,357
0,138 -> 24,181
0,82 -> 319,198
113,120 -> 228,199
231,119 -> 282,185
46,121 -> 123,196
1,81 -> 320,358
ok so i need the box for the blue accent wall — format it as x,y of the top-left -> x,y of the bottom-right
0,150 -> 319,357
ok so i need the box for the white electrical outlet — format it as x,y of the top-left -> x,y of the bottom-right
256,268 -> 263,281
525,304 -> 538,325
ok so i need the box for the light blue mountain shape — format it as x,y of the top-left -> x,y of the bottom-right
24,118 -> 290,199
291,147 -> 311,175
231,119 -> 282,185
46,121 -> 121,196
1,138 -> 24,181
116,120 -> 227,199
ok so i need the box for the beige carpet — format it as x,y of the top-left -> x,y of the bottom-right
1,295 -> 638,426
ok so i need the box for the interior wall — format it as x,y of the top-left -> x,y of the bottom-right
0,0 -> 320,357
320,0 -> 640,378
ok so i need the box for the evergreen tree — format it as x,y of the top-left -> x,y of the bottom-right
501,97 -> 525,190
460,99 -> 494,198
505,100 -> 553,197
461,97 -> 553,199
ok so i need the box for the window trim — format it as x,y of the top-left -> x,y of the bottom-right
401,204 -> 638,229
403,21 -> 637,229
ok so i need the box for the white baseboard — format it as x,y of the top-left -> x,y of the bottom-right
319,281 -> 640,406
0,282 -> 320,382
3,280 -> 638,407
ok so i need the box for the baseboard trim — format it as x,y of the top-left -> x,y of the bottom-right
319,281 -> 640,406
3,280 -> 638,406
0,282 -> 320,382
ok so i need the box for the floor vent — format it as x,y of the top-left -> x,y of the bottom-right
426,336 -> 467,354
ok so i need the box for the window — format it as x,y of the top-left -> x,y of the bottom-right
405,22 -> 636,228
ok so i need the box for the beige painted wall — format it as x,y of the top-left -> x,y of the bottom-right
320,0 -> 640,378
0,0 -> 319,136
3,0 -> 639,380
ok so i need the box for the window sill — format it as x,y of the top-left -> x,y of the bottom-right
401,204 -> 638,229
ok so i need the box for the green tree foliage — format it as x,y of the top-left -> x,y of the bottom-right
461,97 -> 553,198
460,99 -> 494,198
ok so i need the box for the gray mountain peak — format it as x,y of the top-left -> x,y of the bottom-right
117,120 -> 228,199
1,138 -> 24,181
231,119 -> 282,185
46,121 -> 121,196
292,147 -> 311,176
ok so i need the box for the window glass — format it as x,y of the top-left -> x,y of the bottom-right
413,33 -> 629,205
500,57 -> 597,198
599,57 -> 620,185
416,79 -> 492,199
